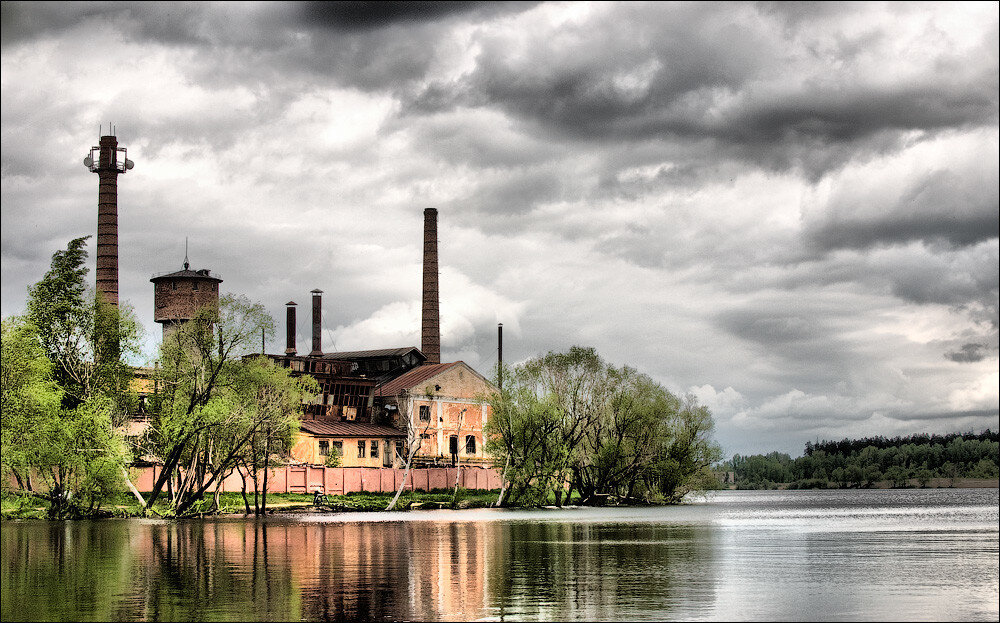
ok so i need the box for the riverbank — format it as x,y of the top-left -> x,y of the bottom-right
0,489 -> 503,521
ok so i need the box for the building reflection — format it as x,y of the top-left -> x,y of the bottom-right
1,514 -> 719,621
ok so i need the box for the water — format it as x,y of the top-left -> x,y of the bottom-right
2,489 -> 997,621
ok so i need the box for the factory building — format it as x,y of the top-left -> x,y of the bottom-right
282,208 -> 496,468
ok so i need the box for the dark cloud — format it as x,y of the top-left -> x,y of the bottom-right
808,169 -> 1000,251
299,1 -> 536,31
946,343 -> 988,363
408,2 -> 997,177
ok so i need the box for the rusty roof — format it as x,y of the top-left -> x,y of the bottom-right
321,347 -> 424,360
375,362 -> 464,397
298,420 -> 406,438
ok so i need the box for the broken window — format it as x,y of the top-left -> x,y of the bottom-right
333,441 -> 343,455
465,435 -> 476,455
419,405 -> 431,422
357,440 -> 365,458
319,440 -> 329,456
370,440 -> 379,458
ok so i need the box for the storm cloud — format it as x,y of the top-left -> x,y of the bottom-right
2,1 -> 996,456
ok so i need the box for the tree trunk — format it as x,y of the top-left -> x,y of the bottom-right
260,436 -> 269,516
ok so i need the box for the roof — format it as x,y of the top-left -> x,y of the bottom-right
376,362 -> 461,397
321,347 -> 424,360
150,268 -> 223,282
298,420 -> 406,438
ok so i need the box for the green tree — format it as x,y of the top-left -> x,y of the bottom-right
25,237 -> 141,420
3,238 -> 140,517
145,296 -> 317,516
485,347 -> 721,506
1,318 -> 63,492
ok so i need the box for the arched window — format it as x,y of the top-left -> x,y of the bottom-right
465,435 -> 476,455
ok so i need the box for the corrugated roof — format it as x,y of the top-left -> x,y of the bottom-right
298,420 -> 406,438
376,362 -> 460,397
321,347 -> 424,360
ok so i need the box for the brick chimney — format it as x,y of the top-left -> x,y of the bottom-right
422,208 -> 440,364
310,289 -> 323,357
285,301 -> 297,355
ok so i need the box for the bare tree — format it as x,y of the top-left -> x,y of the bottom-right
385,391 -> 432,510
452,408 -> 467,504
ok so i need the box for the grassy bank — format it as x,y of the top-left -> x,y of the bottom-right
1,489 -> 503,521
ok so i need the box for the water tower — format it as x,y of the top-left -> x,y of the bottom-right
150,247 -> 223,340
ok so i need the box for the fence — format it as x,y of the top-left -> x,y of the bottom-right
129,465 -> 503,495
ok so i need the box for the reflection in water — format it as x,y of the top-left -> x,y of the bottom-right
2,489 -> 997,621
489,522 -> 716,621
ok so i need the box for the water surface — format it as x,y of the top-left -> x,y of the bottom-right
2,488 -> 997,621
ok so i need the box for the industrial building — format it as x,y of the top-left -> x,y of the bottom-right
83,132 -> 495,472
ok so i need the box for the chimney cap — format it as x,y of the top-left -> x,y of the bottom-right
286,301 -> 297,306
311,289 -> 323,295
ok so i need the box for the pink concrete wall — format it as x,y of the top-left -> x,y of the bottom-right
123,465 -> 501,495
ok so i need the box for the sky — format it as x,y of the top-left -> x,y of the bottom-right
2,1 -> 997,457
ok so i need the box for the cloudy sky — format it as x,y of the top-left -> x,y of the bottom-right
2,1 -> 997,456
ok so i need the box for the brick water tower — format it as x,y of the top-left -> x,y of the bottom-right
150,249 -> 223,340
83,129 -> 133,307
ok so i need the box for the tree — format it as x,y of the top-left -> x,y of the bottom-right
485,347 -> 722,506
25,236 -> 141,421
228,357 -> 316,516
1,318 -> 63,492
3,238 -> 141,517
386,390 -> 433,511
144,295 -> 317,516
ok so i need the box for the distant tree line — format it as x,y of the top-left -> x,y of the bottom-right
724,432 -> 999,489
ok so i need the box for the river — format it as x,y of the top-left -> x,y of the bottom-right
2,488 -> 997,621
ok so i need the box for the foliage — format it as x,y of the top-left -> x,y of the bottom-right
144,295 -> 318,516
25,236 -> 141,420
485,346 -> 722,506
324,446 -> 342,468
726,430 -> 999,489
3,238 -> 141,517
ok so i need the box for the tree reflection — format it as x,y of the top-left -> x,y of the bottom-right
2,513 -> 718,621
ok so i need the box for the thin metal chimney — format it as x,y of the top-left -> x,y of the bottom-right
309,289 -> 323,357
497,322 -> 503,389
84,130 -> 133,307
421,208 -> 440,364
285,301 -> 297,355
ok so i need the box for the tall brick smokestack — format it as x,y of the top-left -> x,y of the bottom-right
422,208 -> 440,364
86,133 -> 132,307
285,301 -> 297,355
310,289 -> 323,357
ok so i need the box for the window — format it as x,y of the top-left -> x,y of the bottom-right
192,281 -> 198,291
171,281 -> 177,290
370,440 -> 379,458
449,436 -> 458,455
333,441 -> 343,455
396,441 -> 405,460
419,405 -> 431,422
465,435 -> 476,455
319,440 -> 330,456
358,440 -> 365,458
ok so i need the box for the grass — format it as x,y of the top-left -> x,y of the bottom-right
1,488 -> 504,520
